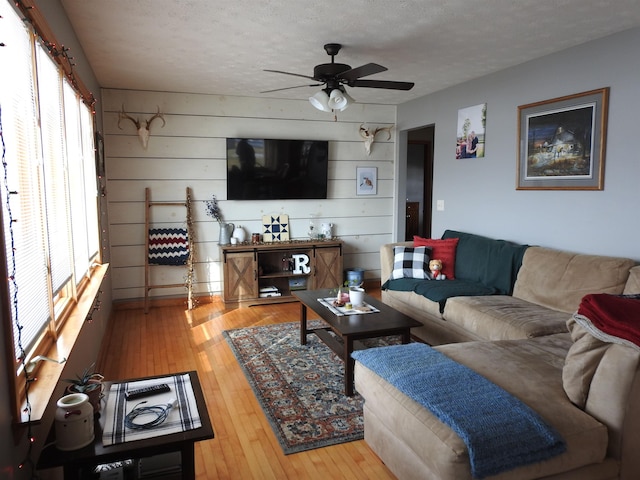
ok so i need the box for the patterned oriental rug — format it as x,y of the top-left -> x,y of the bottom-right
223,321 -> 400,454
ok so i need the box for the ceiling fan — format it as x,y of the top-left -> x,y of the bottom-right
262,43 -> 414,112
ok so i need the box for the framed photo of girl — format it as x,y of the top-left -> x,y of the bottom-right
517,87 -> 609,190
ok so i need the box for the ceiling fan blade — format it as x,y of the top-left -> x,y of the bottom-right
338,63 -> 387,81
350,79 -> 415,90
260,83 -> 322,93
264,69 -> 318,81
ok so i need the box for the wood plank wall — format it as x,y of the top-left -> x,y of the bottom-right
101,89 -> 396,302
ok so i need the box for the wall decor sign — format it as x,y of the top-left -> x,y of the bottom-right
517,88 -> 609,190
456,103 -> 486,159
356,167 -> 377,195
262,214 -> 290,242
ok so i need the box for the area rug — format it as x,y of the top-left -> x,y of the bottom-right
223,320 -> 400,454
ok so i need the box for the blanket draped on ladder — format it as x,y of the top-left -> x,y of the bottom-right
352,343 -> 565,479
148,228 -> 189,265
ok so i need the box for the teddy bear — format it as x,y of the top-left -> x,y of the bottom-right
429,259 -> 446,280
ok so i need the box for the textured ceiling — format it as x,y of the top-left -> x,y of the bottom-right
60,0 -> 640,106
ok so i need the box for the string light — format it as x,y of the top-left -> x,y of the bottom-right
14,0 -> 96,109
2,101 -> 40,478
185,190 -> 198,309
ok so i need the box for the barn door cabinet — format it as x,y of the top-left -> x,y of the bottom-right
221,240 -> 343,305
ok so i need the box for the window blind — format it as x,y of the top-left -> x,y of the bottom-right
1,2 -> 99,362
1,11 -> 51,359
37,46 -> 73,296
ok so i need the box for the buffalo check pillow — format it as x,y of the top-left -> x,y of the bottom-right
391,246 -> 431,280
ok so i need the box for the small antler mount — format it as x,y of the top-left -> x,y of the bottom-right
359,124 -> 394,156
118,105 -> 165,149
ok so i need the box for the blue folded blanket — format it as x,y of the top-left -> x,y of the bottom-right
352,343 -> 565,479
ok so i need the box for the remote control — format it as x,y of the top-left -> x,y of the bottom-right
125,383 -> 170,400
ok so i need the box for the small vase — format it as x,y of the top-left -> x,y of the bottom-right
55,393 -> 95,451
349,287 -> 365,307
232,225 -> 247,243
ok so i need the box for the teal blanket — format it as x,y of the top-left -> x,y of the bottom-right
382,277 -> 497,312
353,343 -> 565,479
442,230 -> 528,295
383,231 -> 528,312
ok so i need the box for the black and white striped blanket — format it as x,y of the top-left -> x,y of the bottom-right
102,374 -> 201,446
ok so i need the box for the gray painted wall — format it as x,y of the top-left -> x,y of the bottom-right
397,28 -> 640,261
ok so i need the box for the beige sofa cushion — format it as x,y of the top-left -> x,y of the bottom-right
562,311 -> 640,476
444,295 -> 569,340
513,247 -> 635,313
562,316 -> 611,408
623,265 -> 640,294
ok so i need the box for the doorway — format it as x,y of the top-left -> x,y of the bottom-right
405,126 -> 434,240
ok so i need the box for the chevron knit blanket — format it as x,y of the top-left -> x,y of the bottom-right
148,228 -> 189,265
352,343 -> 565,479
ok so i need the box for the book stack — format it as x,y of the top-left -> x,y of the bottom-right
259,286 -> 281,298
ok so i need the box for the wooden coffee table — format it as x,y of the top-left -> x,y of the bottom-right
293,289 -> 421,396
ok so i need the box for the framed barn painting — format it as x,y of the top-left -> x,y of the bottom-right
517,88 -> 609,190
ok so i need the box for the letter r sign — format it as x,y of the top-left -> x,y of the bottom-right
292,253 -> 311,274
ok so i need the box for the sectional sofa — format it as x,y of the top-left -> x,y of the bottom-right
353,230 -> 640,480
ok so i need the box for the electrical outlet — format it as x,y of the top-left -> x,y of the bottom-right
436,200 -> 445,211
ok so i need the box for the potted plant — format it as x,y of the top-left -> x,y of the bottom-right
63,363 -> 104,414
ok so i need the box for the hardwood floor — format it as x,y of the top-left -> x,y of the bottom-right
97,290 -> 396,479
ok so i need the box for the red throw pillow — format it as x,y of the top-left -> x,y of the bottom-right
413,236 -> 459,279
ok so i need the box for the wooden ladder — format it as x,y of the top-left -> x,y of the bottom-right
144,187 -> 195,313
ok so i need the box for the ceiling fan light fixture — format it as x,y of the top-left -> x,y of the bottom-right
328,88 -> 349,111
309,90 -> 331,112
341,89 -> 355,108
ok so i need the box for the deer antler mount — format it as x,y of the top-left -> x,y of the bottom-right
118,105 -> 165,149
359,124 -> 393,156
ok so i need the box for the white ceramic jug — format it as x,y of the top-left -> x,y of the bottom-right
55,393 -> 95,451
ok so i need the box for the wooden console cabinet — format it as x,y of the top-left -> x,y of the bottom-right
221,240 -> 343,304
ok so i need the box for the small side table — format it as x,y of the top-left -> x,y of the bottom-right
37,370 -> 214,480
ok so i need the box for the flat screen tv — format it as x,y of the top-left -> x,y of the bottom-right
226,138 -> 329,200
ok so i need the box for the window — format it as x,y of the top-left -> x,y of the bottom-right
0,2 -> 100,405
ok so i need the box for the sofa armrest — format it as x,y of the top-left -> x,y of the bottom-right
380,241 -> 412,284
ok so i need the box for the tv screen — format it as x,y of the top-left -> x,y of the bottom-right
226,138 -> 329,200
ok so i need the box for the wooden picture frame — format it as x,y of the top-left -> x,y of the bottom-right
356,167 -> 377,195
517,88 -> 609,190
